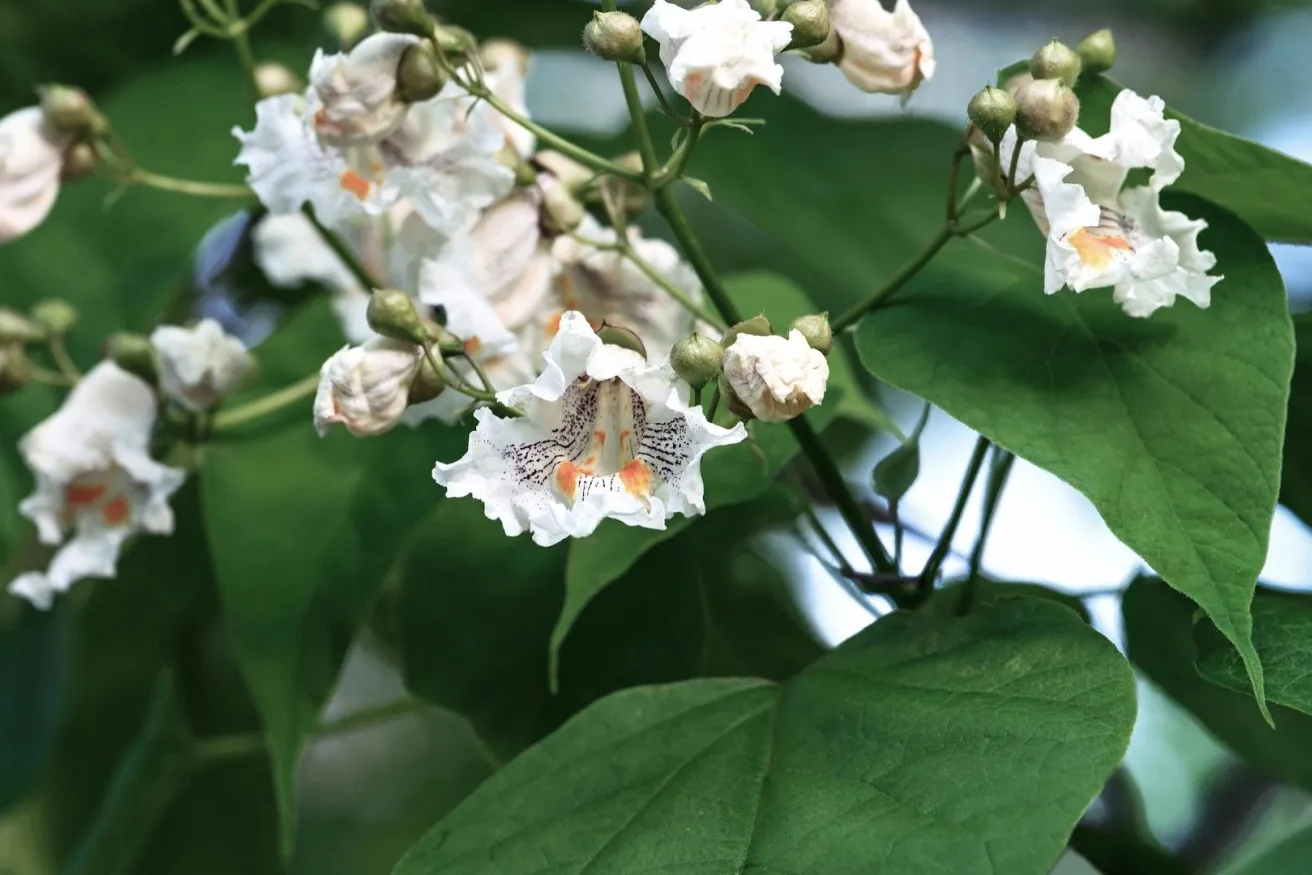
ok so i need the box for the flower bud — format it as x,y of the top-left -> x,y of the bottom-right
671,333 -> 724,391
583,11 -> 647,65
30,298 -> 77,335
105,332 -> 158,386
254,62 -> 302,97
533,150 -> 592,194
0,308 -> 45,344
967,85 -> 1016,145
434,23 -> 476,57
722,330 -> 828,423
369,0 -> 432,38
1030,39 -> 1082,87
784,0 -> 831,52
541,181 -> 585,234
749,0 -> 779,16
324,2 -> 372,48
1003,70 -> 1033,96
789,312 -> 832,356
1077,28 -> 1116,76
596,323 -> 648,359
367,288 -> 428,345
396,42 -> 446,103
720,313 -> 773,352
1013,78 -> 1079,142
60,142 -> 98,182
407,350 -> 447,405
38,85 -> 102,137
717,372 -> 756,421
0,344 -> 31,395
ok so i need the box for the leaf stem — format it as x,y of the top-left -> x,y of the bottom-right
638,63 -> 688,125
918,436 -> 991,600
47,335 -> 82,382
832,225 -> 954,332
958,447 -> 1016,615
212,373 -> 320,431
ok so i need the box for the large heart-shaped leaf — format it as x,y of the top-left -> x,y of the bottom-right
1279,314 -> 1312,527
394,597 -> 1135,875
1223,824 -> 1312,875
1195,589 -> 1312,717
856,197 -> 1290,716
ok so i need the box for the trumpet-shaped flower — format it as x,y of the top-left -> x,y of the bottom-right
0,107 -> 69,243
314,337 -> 425,437
151,319 -> 252,412
641,0 -> 793,118
309,33 -> 421,145
828,0 -> 935,101
723,329 -> 828,422
433,312 -> 746,546
8,363 -> 186,609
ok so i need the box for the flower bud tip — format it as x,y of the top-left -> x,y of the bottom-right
0,345 -> 31,395
671,333 -> 725,390
324,2 -> 371,48
0,309 -> 45,345
1030,39 -> 1082,87
783,0 -> 831,52
254,62 -> 302,98
366,289 -> 429,345
596,323 -> 648,359
1077,28 -> 1116,75
583,11 -> 647,65
396,43 -> 446,103
1013,78 -> 1079,142
721,313 -> 773,351
967,85 -> 1016,145
29,299 -> 77,336
790,313 -> 832,356
105,332 -> 158,385
369,0 -> 432,38
408,352 -> 447,405
38,85 -> 102,137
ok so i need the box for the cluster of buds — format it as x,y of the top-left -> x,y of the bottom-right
672,312 -> 832,423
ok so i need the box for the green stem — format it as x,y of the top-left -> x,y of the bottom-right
130,168 -> 253,199
474,88 -> 640,183
654,116 -> 704,188
302,205 -> 381,290
212,373 -> 320,431
423,344 -> 523,418
617,238 -> 725,329
918,436 -> 990,598
639,62 -> 687,125
958,448 -> 1016,615
223,0 -> 259,96
832,225 -> 953,333
47,335 -> 82,382
654,188 -> 741,323
615,64 -> 659,179
28,365 -> 76,387
801,502 -> 854,579
707,388 -> 721,422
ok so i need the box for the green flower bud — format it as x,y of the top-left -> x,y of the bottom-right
784,0 -> 831,52
541,182 -> 585,234
596,323 -> 648,359
1013,78 -> 1079,142
1030,39 -> 1082,87
717,372 -> 755,421
324,2 -> 371,48
30,299 -> 77,336
396,42 -> 446,103
967,85 -> 1016,145
408,351 -> 447,405
1077,28 -> 1116,76
750,0 -> 779,16
0,344 -> 31,395
105,332 -> 158,385
789,312 -> 832,356
670,333 -> 725,390
367,289 -> 428,345
60,142 -> 98,182
583,11 -> 647,65
720,313 -> 773,351
0,308 -> 45,344
39,85 -> 102,137
254,62 -> 302,98
369,0 -> 432,38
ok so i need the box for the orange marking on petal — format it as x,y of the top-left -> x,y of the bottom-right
618,459 -> 654,499
101,495 -> 130,526
593,430 -> 606,447
1069,228 -> 1133,271
544,311 -> 565,337
553,460 -> 582,503
339,169 -> 371,200
66,483 -> 107,507
463,337 -> 482,355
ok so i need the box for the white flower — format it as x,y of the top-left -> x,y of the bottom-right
8,363 -> 186,609
992,89 -> 1220,318
827,0 -> 935,101
150,319 -> 252,412
314,337 -> 424,437
0,107 -> 69,244
641,0 -> 793,118
433,311 -> 746,546
723,330 -> 828,423
310,33 -> 420,145
480,40 -> 536,157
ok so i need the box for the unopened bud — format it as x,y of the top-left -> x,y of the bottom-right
967,85 -> 1016,145
541,182 -> 585,234
596,323 -> 647,359
433,23 -> 476,57
39,85 -> 102,137
614,152 -> 644,176
0,309 -> 44,344
407,351 -> 447,405
750,0 -> 779,16
1030,39 -> 1082,87
369,0 -> 432,37
1013,78 -> 1079,142
717,373 -> 755,421
324,2 -> 371,48
30,299 -> 77,336
784,1 -> 831,51
534,150 -> 592,194
803,27 -> 842,64
0,345 -> 31,395
105,332 -> 158,385
1077,28 -> 1116,76
671,333 -> 724,390
367,289 -> 428,344
396,42 -> 446,103
1003,71 -> 1034,96
501,146 -> 538,186
255,62 -> 301,98
720,313 -> 772,351
583,11 -> 647,65
790,313 -> 832,356
61,142 -> 98,182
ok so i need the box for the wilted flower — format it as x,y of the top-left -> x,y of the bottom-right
722,329 -> 829,422
827,0 -> 934,102
151,319 -> 251,412
641,0 -> 793,117
433,312 -> 746,546
314,337 -> 424,436
310,32 -> 421,145
8,363 -> 186,609
0,107 -> 70,243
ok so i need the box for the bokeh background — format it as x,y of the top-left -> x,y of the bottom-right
3,1 -> 1312,873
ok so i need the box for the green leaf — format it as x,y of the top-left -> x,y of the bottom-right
1195,589 -> 1312,716
873,402 -> 930,502
1223,824 -> 1312,875
856,196 -> 1290,718
1279,314 -> 1312,527
1076,74 -> 1312,244
1122,578 -> 1312,793
924,578 -> 1091,623
200,301 -> 467,858
555,271 -> 892,672
394,597 -> 1135,875
0,601 -> 69,814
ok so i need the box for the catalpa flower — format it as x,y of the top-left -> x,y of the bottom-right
827,0 -> 935,102
433,312 -> 746,546
9,363 -> 186,609
151,318 -> 252,412
723,329 -> 829,422
315,337 -> 425,437
310,32 -> 421,145
0,106 -> 69,243
641,0 -> 794,118
985,89 -> 1220,318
